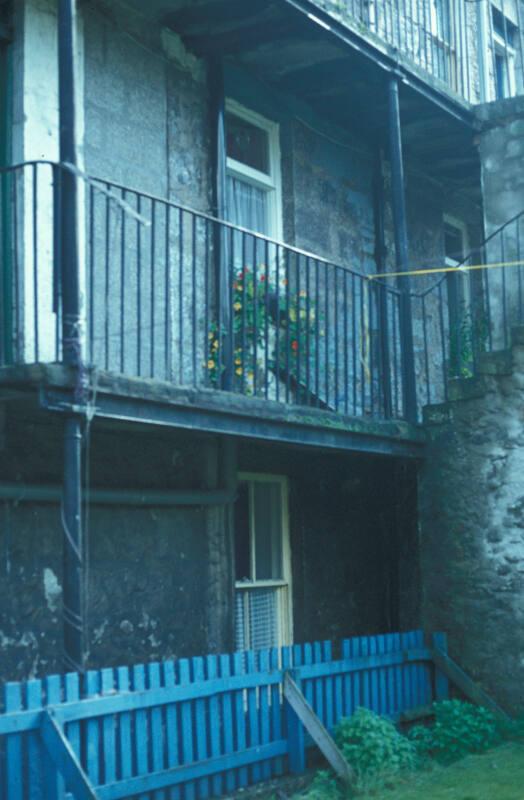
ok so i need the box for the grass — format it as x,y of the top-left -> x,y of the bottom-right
359,742 -> 524,800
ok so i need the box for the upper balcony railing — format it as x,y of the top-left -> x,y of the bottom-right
1,162 -> 524,424
315,0 -> 524,104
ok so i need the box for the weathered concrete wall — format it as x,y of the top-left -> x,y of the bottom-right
419,329 -> 524,713
0,411 -> 225,679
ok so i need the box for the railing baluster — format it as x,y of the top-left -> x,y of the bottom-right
150,199 -> 156,379
120,188 -> 126,374
191,212 -> 197,385
422,294 -> 431,406
178,207 -> 184,385
137,193 -> 142,377
32,163 -> 39,362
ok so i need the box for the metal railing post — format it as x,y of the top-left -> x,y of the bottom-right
388,75 -> 417,423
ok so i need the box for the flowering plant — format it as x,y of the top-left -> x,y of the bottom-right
206,264 -> 319,393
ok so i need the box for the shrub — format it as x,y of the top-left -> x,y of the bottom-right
409,700 -> 502,763
334,708 -> 417,789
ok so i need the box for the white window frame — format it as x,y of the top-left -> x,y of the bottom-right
235,472 -> 293,650
225,99 -> 283,242
484,2 -> 518,100
444,214 -> 469,268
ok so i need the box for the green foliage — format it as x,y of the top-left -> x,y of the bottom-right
303,770 -> 343,800
334,708 -> 417,790
448,302 -> 489,378
409,700 -> 502,764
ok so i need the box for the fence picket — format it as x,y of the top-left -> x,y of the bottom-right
26,679 -> 43,800
258,650 -> 271,780
132,663 -> 150,800
85,670 -> 101,787
218,654 -> 235,793
179,659 -> 195,800
323,642 -> 334,730
192,657 -> 209,800
116,666 -> 132,782
232,652 -> 247,790
101,668 -> 117,786
5,682 -> 23,800
148,661 -> 166,800
246,650 -> 261,784
269,647 -> 284,777
43,675 -> 64,799
162,660 -> 180,800
205,655 -> 222,797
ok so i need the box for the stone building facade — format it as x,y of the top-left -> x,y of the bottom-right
0,0 -> 523,714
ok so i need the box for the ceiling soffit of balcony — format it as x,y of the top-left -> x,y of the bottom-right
144,0 -> 480,190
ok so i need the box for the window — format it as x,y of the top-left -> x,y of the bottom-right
444,216 -> 472,375
225,101 -> 282,240
492,6 -> 517,98
234,474 -> 292,651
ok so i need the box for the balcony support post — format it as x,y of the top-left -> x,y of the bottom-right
373,146 -> 392,419
58,0 -> 86,673
209,57 -> 233,391
387,75 -> 417,423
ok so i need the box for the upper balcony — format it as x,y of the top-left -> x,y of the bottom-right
1,161 -> 523,458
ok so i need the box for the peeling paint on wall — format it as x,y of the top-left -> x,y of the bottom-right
43,567 -> 62,613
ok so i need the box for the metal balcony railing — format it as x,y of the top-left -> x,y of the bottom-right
316,0 -> 524,104
1,162 -> 524,423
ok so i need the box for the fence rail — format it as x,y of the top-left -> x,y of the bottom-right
0,630 -> 447,800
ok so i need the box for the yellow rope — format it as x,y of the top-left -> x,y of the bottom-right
367,258 -> 524,281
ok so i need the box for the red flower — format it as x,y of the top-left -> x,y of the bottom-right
291,340 -> 298,351
260,274 -> 266,282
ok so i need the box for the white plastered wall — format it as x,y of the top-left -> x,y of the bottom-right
11,0 -> 85,364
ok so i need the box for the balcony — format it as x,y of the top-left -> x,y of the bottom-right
313,0 -> 524,105
1,162 -> 523,453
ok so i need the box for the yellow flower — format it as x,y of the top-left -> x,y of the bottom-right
235,358 -> 242,365
207,359 -> 215,369
299,290 -> 307,298
212,340 -> 219,350
300,310 -> 306,320
208,331 -> 214,339
289,309 -> 297,322
233,301 -> 242,311
235,367 -> 243,376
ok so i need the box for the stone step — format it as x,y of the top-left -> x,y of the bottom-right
477,349 -> 513,376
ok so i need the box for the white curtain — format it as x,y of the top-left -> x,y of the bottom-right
226,176 -> 269,235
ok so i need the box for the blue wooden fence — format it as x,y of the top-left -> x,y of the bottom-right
0,630 -> 448,799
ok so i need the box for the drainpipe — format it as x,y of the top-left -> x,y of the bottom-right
208,58 -> 232,391
373,146 -> 392,419
387,75 -> 417,424
58,0 -> 85,673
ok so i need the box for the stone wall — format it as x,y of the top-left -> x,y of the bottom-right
419,328 -> 524,713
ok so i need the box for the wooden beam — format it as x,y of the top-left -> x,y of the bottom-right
39,710 -> 98,800
284,673 -> 355,786
431,647 -> 509,721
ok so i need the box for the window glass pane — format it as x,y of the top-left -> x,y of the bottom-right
234,482 -> 251,581
226,113 -> 269,174
226,175 -> 269,236
253,482 -> 283,580
445,223 -> 465,263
